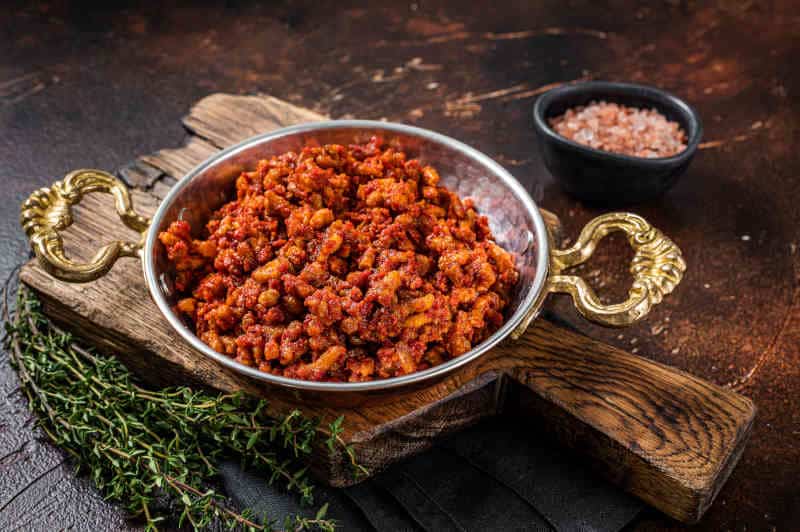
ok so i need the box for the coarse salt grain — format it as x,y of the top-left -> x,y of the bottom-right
549,100 -> 688,158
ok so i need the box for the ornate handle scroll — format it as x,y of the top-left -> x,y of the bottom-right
546,212 -> 685,327
20,169 -> 150,283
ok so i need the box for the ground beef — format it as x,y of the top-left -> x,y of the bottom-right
159,136 -> 519,382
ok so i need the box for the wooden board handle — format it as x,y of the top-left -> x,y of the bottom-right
497,318 -> 756,523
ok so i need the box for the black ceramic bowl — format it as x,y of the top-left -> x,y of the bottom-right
532,81 -> 702,205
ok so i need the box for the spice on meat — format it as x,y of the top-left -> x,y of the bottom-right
159,137 -> 519,382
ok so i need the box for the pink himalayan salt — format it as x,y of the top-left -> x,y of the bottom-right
549,100 -> 688,158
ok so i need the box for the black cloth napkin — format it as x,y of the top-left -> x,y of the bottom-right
220,415 -> 642,532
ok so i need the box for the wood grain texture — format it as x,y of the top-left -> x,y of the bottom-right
504,324 -> 755,522
182,93 -> 327,148
18,93 -> 755,523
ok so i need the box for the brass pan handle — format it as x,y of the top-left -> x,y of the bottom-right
20,169 -> 150,282
547,212 -> 685,327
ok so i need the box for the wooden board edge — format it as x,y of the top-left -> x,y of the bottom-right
690,398 -> 756,522
323,373 -> 502,487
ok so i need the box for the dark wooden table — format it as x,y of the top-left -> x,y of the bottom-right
1,2 -> 797,530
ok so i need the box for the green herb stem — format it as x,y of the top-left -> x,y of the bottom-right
2,283 -> 362,531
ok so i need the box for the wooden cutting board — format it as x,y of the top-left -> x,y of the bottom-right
19,93 -> 755,524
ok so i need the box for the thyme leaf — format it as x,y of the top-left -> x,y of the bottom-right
3,282 -> 365,531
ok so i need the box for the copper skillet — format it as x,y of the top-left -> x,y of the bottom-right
20,120 -> 686,396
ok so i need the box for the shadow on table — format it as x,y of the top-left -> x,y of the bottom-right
221,408 -> 642,532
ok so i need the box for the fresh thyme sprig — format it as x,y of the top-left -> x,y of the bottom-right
2,282 -> 364,531
326,415 -> 369,479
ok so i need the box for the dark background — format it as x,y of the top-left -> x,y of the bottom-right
1,1 -> 798,530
